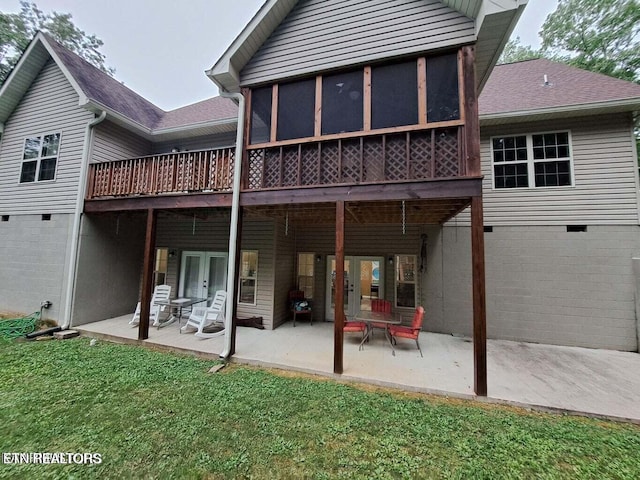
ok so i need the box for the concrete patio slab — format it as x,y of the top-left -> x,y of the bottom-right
76,316 -> 640,423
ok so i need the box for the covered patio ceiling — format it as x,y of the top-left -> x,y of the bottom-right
244,198 -> 471,225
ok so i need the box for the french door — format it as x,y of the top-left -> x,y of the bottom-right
326,256 -> 384,320
179,251 -> 227,301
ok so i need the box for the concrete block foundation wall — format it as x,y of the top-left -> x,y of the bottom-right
0,213 -> 73,321
427,225 -> 640,351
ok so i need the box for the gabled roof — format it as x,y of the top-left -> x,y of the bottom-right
479,58 -> 640,125
207,0 -> 527,93
0,33 -> 238,140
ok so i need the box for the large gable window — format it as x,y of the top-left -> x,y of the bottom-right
20,133 -> 61,183
492,132 -> 573,189
248,51 -> 462,146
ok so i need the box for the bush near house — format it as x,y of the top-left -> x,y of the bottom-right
1,339 -> 639,479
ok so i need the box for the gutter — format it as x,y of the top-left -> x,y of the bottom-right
218,90 -> 245,359
61,110 -> 107,329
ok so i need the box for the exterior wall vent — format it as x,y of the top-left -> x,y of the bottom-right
1,215 -> 9,222
41,214 -> 52,221
484,226 -> 493,233
566,225 -> 587,232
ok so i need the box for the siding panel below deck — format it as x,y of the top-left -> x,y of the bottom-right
241,0 -> 475,86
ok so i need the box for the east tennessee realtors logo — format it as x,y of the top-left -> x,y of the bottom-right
3,452 -> 102,465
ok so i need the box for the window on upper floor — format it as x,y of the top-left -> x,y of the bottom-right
248,52 -> 461,146
492,132 -> 573,189
19,133 -> 61,183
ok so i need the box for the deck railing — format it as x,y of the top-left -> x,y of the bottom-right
86,126 -> 468,201
86,148 -> 235,199
245,127 -> 465,190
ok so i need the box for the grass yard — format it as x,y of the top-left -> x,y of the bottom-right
1,338 -> 639,479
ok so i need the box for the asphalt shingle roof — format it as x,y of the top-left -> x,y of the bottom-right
43,34 -> 237,131
480,58 -> 640,117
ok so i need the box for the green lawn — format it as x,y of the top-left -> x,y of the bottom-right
1,338 -> 639,479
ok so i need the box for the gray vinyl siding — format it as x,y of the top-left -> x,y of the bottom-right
154,213 -> 278,329
273,220 -> 295,327
240,0 -> 475,86
451,113 -> 640,226
91,121 -> 152,163
152,132 -> 237,154
0,60 -> 93,214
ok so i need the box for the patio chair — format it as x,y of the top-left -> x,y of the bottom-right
129,284 -> 172,327
289,289 -> 312,326
370,299 -> 392,336
181,290 -> 227,338
343,318 -> 368,342
388,306 -> 425,357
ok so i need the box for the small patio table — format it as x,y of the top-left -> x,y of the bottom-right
353,310 -> 401,354
156,297 -> 207,329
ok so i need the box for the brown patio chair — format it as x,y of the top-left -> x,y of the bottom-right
388,306 -> 425,357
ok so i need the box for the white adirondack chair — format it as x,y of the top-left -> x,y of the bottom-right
129,284 -> 172,326
181,290 -> 227,338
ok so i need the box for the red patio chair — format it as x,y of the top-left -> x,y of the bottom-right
370,299 -> 392,336
388,306 -> 425,357
343,318 -> 367,341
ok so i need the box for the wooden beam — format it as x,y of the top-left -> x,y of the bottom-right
462,45 -> 480,177
471,196 -> 487,396
240,178 -> 482,206
363,66 -> 372,131
334,200 -> 345,374
84,192 -> 233,213
417,57 -> 427,125
138,208 -> 157,341
315,76 -> 322,137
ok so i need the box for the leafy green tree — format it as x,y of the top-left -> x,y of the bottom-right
498,36 -> 541,64
0,1 -> 113,83
540,0 -> 640,83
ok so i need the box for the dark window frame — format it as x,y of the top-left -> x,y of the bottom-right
19,132 -> 61,184
247,51 -> 463,147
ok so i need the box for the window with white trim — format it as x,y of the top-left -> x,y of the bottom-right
19,133 -> 61,183
492,132 -> 572,189
297,253 -> 315,299
238,250 -> 258,305
395,255 -> 417,308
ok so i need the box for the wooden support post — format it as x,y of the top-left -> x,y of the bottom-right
471,196 -> 487,396
462,45 -> 480,177
229,207 -> 244,356
334,200 -> 345,374
139,208 -> 157,341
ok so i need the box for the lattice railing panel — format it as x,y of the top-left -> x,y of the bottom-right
362,137 -> 384,182
341,139 -> 361,184
262,149 -> 281,188
247,150 -> 264,189
282,146 -> 299,187
410,131 -> 433,179
435,129 -> 460,178
301,144 -> 320,186
384,134 -> 408,181
320,141 -> 340,185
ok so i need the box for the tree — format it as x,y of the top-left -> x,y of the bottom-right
498,36 -> 542,64
0,1 -> 113,84
540,0 -> 640,83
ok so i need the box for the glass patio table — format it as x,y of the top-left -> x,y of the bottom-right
155,297 -> 207,329
353,310 -> 402,354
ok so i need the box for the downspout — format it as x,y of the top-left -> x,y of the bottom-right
61,110 -> 107,329
219,90 -> 245,359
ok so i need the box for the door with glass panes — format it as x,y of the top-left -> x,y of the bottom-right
179,251 -> 227,302
326,256 -> 384,320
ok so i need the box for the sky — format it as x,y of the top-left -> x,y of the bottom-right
0,0 -> 558,111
